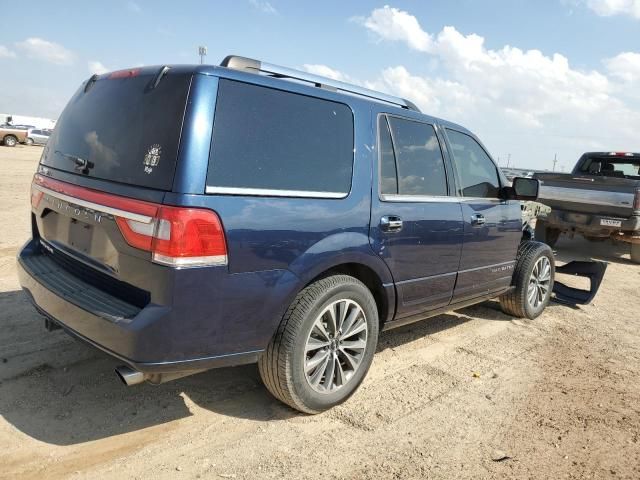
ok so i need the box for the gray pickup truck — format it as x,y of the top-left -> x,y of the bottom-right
534,152 -> 640,262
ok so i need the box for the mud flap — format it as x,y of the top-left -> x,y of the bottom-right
552,261 -> 608,305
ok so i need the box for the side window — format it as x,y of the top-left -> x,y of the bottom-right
385,116 -> 447,196
378,116 -> 398,195
446,129 -> 500,198
208,79 -> 354,195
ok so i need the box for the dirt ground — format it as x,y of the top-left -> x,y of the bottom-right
0,145 -> 638,480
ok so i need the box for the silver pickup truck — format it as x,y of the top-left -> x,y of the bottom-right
534,152 -> 640,263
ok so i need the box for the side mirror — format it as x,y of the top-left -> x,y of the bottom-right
503,177 -> 539,201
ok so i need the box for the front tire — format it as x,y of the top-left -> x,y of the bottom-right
25,137 -> 34,146
259,275 -> 379,414
500,241 -> 555,319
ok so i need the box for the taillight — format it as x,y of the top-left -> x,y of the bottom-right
634,188 -> 640,211
30,184 -> 44,208
117,206 -> 227,267
32,175 -> 227,268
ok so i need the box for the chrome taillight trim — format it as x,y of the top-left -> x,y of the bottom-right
152,253 -> 228,267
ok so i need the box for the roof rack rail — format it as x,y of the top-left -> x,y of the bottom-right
220,55 -> 421,112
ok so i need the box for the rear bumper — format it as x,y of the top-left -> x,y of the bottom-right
17,239 -> 299,374
542,210 -> 640,236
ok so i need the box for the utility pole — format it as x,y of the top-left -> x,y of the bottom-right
198,46 -> 207,65
506,153 -> 511,168
552,153 -> 558,172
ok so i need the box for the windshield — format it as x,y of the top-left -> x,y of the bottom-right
42,71 -> 192,190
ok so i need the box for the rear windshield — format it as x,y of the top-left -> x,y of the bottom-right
42,71 -> 192,190
580,155 -> 640,180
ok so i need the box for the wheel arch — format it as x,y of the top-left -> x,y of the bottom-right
296,259 -> 396,329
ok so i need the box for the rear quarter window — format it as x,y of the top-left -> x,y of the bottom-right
207,80 -> 354,196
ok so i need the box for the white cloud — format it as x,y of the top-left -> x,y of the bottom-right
249,0 -> 277,15
0,45 -> 16,58
88,61 -> 109,75
356,5 -> 433,52
355,5 -> 640,169
302,64 -> 355,83
15,37 -> 74,65
584,0 -> 640,18
605,51 -> 640,82
126,1 -> 142,13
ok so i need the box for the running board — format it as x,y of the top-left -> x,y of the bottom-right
552,261 -> 608,305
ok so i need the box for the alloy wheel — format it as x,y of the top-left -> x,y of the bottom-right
304,299 -> 368,393
528,256 -> 551,309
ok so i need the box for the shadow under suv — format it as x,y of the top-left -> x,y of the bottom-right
18,55 -> 551,413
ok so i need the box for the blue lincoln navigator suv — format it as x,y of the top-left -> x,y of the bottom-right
18,55 -> 553,413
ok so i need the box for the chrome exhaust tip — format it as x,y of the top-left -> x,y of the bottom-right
115,366 -> 146,386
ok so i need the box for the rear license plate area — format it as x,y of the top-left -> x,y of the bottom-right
600,218 -> 622,228
68,219 -> 93,254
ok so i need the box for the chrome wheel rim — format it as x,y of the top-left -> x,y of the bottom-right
304,299 -> 368,393
528,256 -> 551,309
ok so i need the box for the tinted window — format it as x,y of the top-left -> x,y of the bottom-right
446,129 -> 500,198
208,80 -> 354,195
42,72 -> 191,190
387,117 -> 447,196
379,116 -> 398,195
32,130 -> 41,135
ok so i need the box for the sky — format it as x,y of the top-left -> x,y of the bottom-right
1,0 -> 640,171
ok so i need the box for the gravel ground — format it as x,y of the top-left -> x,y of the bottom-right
0,145 -> 638,479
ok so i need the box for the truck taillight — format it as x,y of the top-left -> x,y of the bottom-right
32,175 -> 227,268
116,207 -> 227,267
634,189 -> 640,211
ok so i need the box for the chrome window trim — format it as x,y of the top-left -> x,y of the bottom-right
33,184 -> 153,223
205,186 -> 347,199
380,193 -> 461,203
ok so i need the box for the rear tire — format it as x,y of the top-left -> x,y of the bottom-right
500,241 -> 555,319
535,220 -> 560,248
258,275 -> 379,414
2,135 -> 17,147
631,243 -> 640,264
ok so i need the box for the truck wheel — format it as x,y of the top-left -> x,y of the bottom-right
258,275 -> 379,414
2,135 -> 17,147
25,137 -> 34,146
534,220 -> 560,248
500,241 -> 555,319
631,243 -> 640,264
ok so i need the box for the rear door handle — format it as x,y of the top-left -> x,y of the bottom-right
380,215 -> 403,232
470,214 -> 486,227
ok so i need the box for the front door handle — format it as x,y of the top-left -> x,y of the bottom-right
470,214 -> 486,227
380,215 -> 403,232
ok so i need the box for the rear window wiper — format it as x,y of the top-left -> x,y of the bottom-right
55,150 -> 95,174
